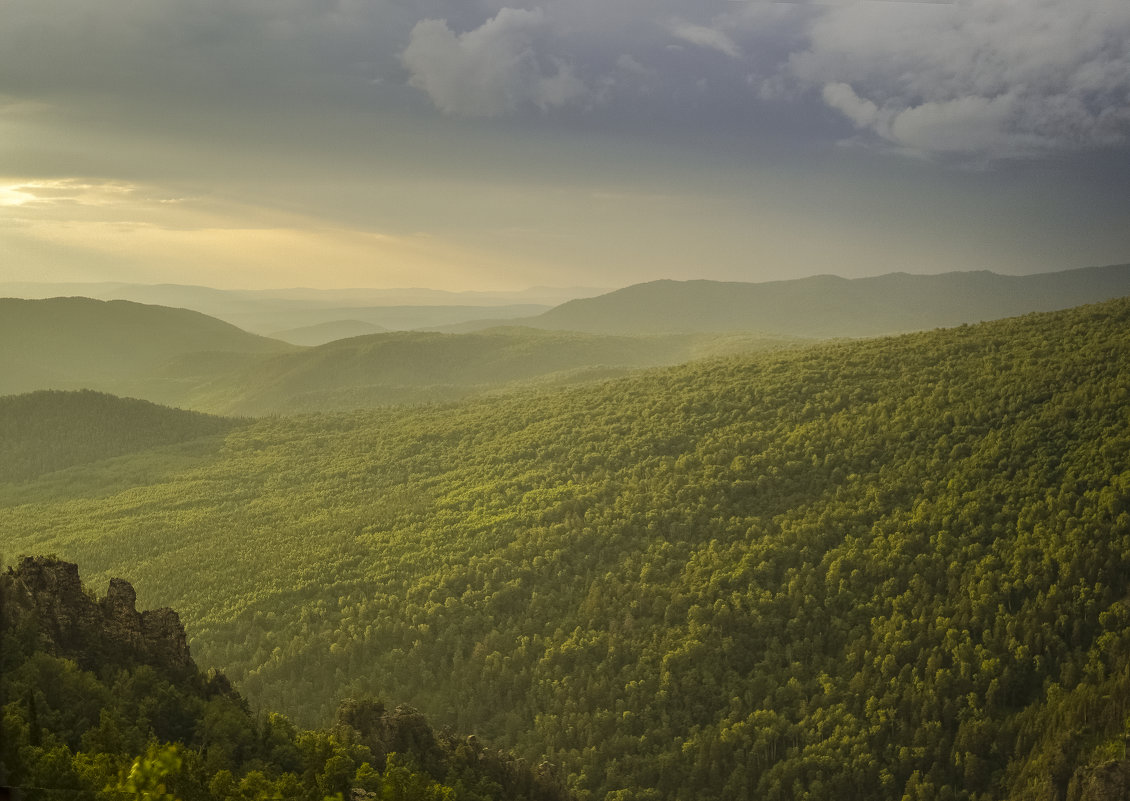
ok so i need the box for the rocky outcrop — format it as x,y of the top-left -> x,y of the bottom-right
140,607 -> 194,669
5,557 -> 100,653
1067,758 -> 1130,801
4,556 -> 196,678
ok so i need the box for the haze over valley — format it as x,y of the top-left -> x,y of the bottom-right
3,263 -> 1128,416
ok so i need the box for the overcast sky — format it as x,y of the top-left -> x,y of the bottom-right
2,0 -> 1128,290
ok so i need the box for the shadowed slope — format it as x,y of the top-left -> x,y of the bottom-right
0,390 -> 240,483
0,297 -> 294,397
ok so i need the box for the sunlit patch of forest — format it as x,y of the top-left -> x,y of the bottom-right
3,298 -> 1129,800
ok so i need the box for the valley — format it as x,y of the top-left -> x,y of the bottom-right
3,290 -> 1128,800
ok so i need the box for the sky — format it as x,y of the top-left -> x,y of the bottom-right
1,0 -> 1129,291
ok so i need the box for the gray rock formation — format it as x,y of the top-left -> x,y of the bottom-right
5,555 -> 196,677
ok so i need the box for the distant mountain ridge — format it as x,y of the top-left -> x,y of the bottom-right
269,319 -> 389,346
0,281 -> 605,308
0,281 -> 599,334
509,263 -> 1130,336
6,264 -> 1130,416
0,295 -> 797,414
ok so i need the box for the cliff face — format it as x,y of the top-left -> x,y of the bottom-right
1067,759 -> 1130,801
3,556 -> 195,678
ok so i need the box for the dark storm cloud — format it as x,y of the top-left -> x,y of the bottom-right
0,0 -> 400,103
1,0 -> 1127,293
0,0 -> 805,116
2,0 -> 1128,162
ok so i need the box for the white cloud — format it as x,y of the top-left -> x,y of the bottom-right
667,21 -> 742,59
788,0 -> 1130,157
821,82 -> 878,128
887,93 -> 1023,154
402,8 -> 586,117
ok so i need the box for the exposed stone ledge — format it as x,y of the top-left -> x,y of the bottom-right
5,555 -> 196,678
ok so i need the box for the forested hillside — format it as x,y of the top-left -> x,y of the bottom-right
0,390 -> 240,483
3,299 -> 1129,800
0,297 -> 294,398
0,556 -> 570,800
186,328 -> 796,415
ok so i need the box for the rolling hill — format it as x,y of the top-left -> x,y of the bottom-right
0,281 -> 570,334
0,390 -> 241,483
0,297 -> 294,398
3,298 -> 1129,800
0,297 -> 797,413
10,264 -> 1128,417
180,327 -> 801,415
494,262 -> 1130,336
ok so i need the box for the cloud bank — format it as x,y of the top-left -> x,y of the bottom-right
402,9 -> 586,116
789,0 -> 1130,157
394,0 -> 1130,159
1,0 -> 1128,161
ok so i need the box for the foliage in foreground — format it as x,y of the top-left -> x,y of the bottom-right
0,558 -> 568,801
3,299 -> 1130,800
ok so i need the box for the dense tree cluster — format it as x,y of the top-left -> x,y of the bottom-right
3,299 -> 1129,799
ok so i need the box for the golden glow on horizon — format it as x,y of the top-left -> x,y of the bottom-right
0,182 -> 38,206
2,165 -> 1123,291
0,175 -> 545,289
0,178 -> 145,208
27,220 -> 521,288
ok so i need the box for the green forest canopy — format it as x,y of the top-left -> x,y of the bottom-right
2,298 -> 1129,800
